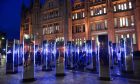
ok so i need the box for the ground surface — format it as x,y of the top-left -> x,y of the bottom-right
0,58 -> 140,84
0,65 -> 140,84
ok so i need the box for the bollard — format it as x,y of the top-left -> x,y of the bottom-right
98,35 -> 112,81
6,39 -> 19,74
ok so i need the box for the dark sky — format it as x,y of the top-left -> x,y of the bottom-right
0,0 -> 23,40
0,0 -> 45,40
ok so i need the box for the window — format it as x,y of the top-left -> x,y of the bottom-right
75,38 -> 82,46
54,23 -> 60,33
119,17 -> 129,27
83,25 -> 85,32
79,39 -> 82,46
121,4 -> 124,10
118,4 -> 121,10
114,6 -> 116,12
114,2 -> 133,12
120,18 -> 123,27
75,13 -> 77,19
129,2 -> 132,9
56,37 -> 64,42
72,15 -> 75,20
92,37 -> 95,40
90,7 -> 107,16
72,11 -> 85,20
99,10 -> 102,14
83,12 -> 85,17
74,25 -> 85,33
91,10 -> 94,16
125,17 -> 128,26
114,18 -> 118,27
103,8 -> 106,14
117,16 -> 134,28
95,20 -> 107,30
105,20 -> 107,29
84,38 -> 86,43
121,35 -> 124,38
90,23 -> 95,31
131,15 -> 135,26
43,28 -> 46,35
124,3 -> 127,10
123,17 -> 125,26
127,34 -> 129,38
132,34 -> 136,44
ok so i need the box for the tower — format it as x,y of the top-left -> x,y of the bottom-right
31,0 -> 41,44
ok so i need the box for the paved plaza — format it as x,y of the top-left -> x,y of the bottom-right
0,65 -> 140,84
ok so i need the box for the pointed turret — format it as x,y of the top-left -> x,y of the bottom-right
21,1 -> 26,12
32,0 -> 40,9
35,0 -> 39,3
21,0 -> 27,17
29,0 -> 34,9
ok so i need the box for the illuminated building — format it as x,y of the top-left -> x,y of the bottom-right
20,0 -> 140,51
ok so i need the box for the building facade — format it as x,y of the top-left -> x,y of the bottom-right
20,0 -> 140,51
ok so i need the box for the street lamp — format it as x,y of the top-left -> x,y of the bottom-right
1,37 -> 5,40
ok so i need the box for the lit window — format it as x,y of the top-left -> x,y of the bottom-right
24,34 -> 30,39
121,35 -> 124,38
91,10 -> 94,16
132,34 -> 136,44
118,4 -> 121,10
131,15 -> 134,26
43,28 -> 45,35
62,37 -> 64,41
123,17 -> 125,26
97,9 -> 100,15
125,17 -> 129,27
78,38 -> 79,45
124,3 -> 127,10
84,38 -> 86,43
80,39 -> 82,46
114,18 -> 117,27
120,18 -> 123,27
83,12 -> 85,17
99,10 -> 102,14
129,2 -> 132,9
121,4 -> 124,10
114,6 -> 116,12
127,34 -> 129,38
92,37 -> 95,40
72,15 -> 75,20
75,13 -> 77,19
104,8 -> 106,13
105,20 -> 107,28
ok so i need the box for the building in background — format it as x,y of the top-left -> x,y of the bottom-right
20,0 -> 140,51
0,32 -> 6,54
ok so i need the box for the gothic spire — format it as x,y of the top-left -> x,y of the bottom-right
21,0 -> 26,11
